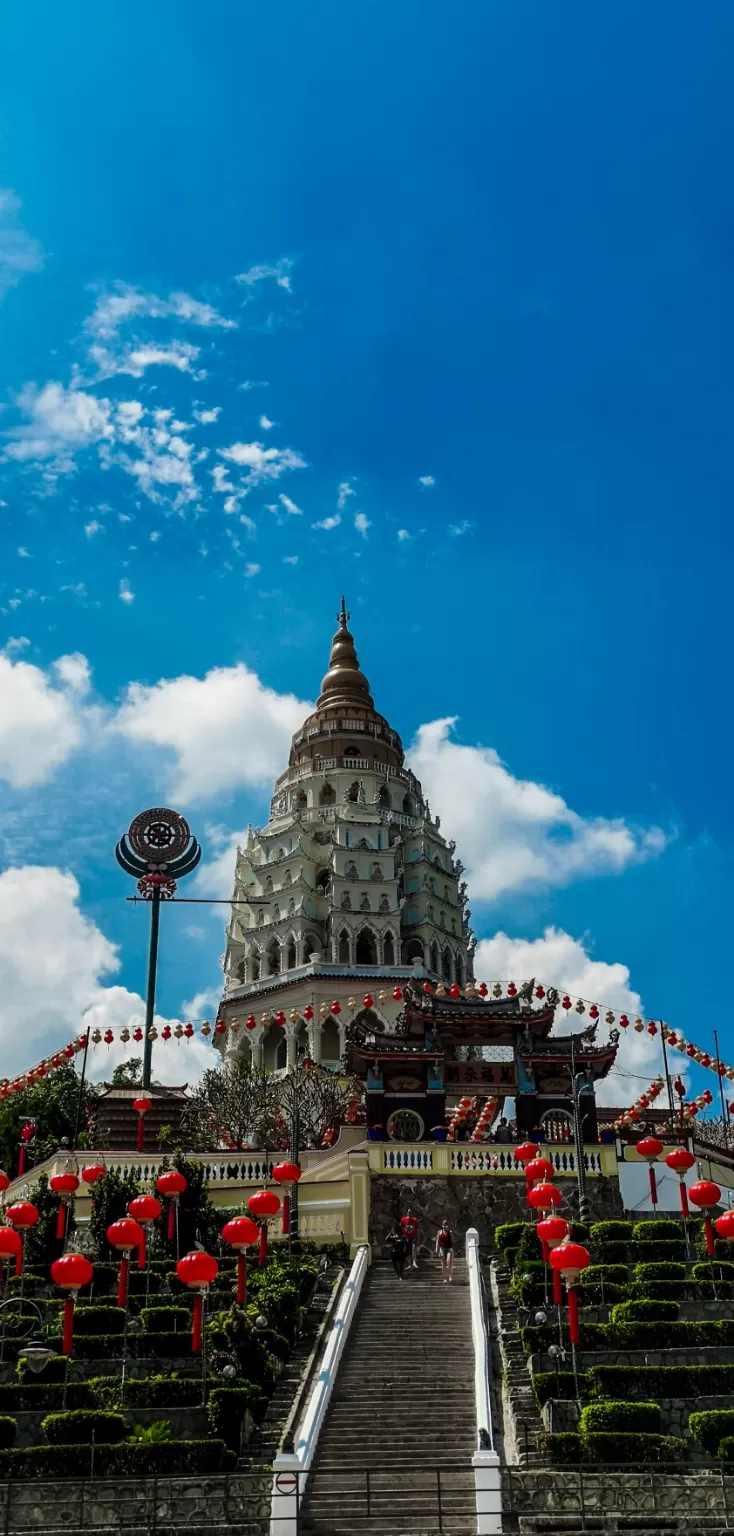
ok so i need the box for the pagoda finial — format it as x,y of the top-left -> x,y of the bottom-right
338,595 -> 350,629
317,598 -> 374,708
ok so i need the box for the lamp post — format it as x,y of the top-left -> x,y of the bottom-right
570,1064 -> 593,1226
549,1240 -> 591,1399
115,809 -> 201,1089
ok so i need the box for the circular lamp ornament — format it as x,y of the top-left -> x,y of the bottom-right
549,1240 -> 591,1344
107,1218 -> 145,1307
0,1172 -> 9,1201
128,1195 -> 162,1269
272,1162 -> 302,1237
6,1202 -> 39,1279
665,1144 -> 695,1220
525,1158 -> 555,1187
514,1141 -> 538,1169
0,1225 -> 22,1278
636,1136 -> 664,1208
222,1215 -> 259,1303
689,1179 -> 721,1257
132,1097 -> 152,1154
536,1215 -> 571,1304
176,1250 -> 219,1353
715,1210 -> 734,1246
528,1182 -> 561,1215
80,1164 -> 106,1189
248,1189 -> 281,1267
51,1252 -> 93,1356
49,1172 -> 79,1242
156,1169 -> 187,1243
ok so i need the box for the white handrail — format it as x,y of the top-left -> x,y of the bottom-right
466,1227 -> 493,1453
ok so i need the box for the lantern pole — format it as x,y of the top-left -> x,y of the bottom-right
570,1046 -> 592,1226
142,891 -> 161,1090
660,1026 -> 676,1132
71,1029 -> 91,1152
714,1029 -> 729,1150
289,1069 -> 301,1246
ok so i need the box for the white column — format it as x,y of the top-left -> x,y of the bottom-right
285,1023 -> 299,1069
250,1025 -> 266,1070
309,1020 -> 323,1063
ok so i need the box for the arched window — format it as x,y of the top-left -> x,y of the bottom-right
378,785 -> 390,808
287,897 -> 295,917
316,868 -> 330,895
256,911 -> 264,928
249,949 -> 261,982
338,928 -> 351,964
388,824 -> 400,846
284,869 -> 292,887
275,1034 -> 287,1070
403,795 -> 414,816
305,934 -> 320,959
456,953 -> 466,989
347,780 -> 360,802
430,940 -> 440,974
442,946 -> 453,984
356,928 -> 377,965
344,746 -> 360,759
267,942 -> 280,976
278,847 -> 285,860
320,783 -> 335,804
236,958 -> 246,981
444,886 -> 449,903
451,917 -> 457,935
402,937 -> 424,965
264,875 -> 273,895
272,904 -> 280,921
383,931 -> 395,966
286,938 -> 296,969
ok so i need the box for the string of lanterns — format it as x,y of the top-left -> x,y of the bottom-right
661,1025 -> 734,1084
614,1073 -> 714,1131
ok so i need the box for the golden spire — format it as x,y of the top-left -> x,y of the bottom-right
317,597 -> 374,708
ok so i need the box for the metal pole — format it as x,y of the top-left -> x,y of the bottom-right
143,892 -> 161,1089
289,1071 -> 300,1245
660,1027 -> 675,1132
571,1045 -> 591,1226
71,1030 -> 91,1151
714,1029 -> 729,1148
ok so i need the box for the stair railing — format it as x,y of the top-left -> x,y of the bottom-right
466,1227 -> 502,1535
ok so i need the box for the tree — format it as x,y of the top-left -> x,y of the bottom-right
0,1065 -> 98,1179
24,1174 -> 76,1271
110,1060 -> 143,1088
181,1062 -> 278,1150
153,1153 -> 222,1256
89,1167 -> 142,1257
277,1063 -> 361,1150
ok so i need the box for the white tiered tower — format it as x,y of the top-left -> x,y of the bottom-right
217,600 -> 475,1070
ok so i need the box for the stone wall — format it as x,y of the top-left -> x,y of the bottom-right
502,1467 -> 734,1524
369,1173 -> 623,1249
0,1471 -> 273,1533
541,1394 -> 732,1442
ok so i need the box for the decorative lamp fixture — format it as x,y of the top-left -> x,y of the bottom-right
528,1182 -> 561,1215
664,1146 -> 696,1217
525,1158 -> 555,1187
127,1195 -> 162,1268
689,1180 -> 721,1257
549,1241 -> 591,1345
50,1252 -> 93,1355
536,1215 -> 571,1305
363,994 -> 374,1009
17,1340 -> 54,1375
132,1097 -> 152,1154
49,1172 -> 80,1241
0,1226 -> 22,1278
156,1169 -> 187,1242
636,1136 -> 664,1207
248,1189 -> 281,1266
222,1216 -> 259,1304
514,1142 -> 539,1187
176,1250 -> 219,1352
6,1202 -> 39,1278
272,1161 -> 302,1236
106,1218 -> 145,1307
80,1164 -> 106,1190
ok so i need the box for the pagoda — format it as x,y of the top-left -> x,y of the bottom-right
217,601 -> 618,1139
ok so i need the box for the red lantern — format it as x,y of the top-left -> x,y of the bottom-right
81,1164 -> 106,1187
128,1195 -> 162,1269
133,1027 -> 144,1042
0,1226 -> 22,1278
363,994 -> 374,1009
330,1000 -> 341,1015
619,1015 -> 629,1029
392,987 -> 402,1001
176,1250 -> 218,1351
478,983 -> 488,997
715,1211 -> 734,1245
549,1241 -> 590,1344
272,1161 -> 302,1236
686,1043 -> 696,1058
514,1142 -> 538,1167
589,1006 -> 599,1021
422,983 -> 432,995
132,1096 -> 152,1153
304,1006 -> 314,1021
0,1171 -> 9,1198
222,1216 -> 259,1303
525,1158 -> 555,1186
245,1016 -> 256,1031
156,1169 -> 187,1242
537,1215 -> 571,1304
248,1189 -> 281,1266
107,1218 -> 145,1306
51,1252 -> 94,1355
184,1023 -> 194,1040
507,982 -> 517,997
449,983 -> 461,1000
535,985 -> 545,999
49,1171 -> 79,1241
561,996 -> 572,1011
689,1180 -> 721,1257
637,1137 -> 664,1207
528,1182 -> 561,1213
274,1012 -> 286,1027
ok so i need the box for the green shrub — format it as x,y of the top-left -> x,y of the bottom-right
588,1364 -> 733,1400
692,1261 -> 734,1284
124,1376 -> 202,1409
590,1221 -> 633,1244
534,1372 -> 588,1407
689,1410 -> 734,1457
128,1419 -> 172,1445
514,1228 -> 542,1266
16,1354 -> 68,1385
73,1306 -> 126,1336
0,1440 -> 235,1479
583,1433 -> 686,1465
632,1220 -> 682,1242
580,1401 -> 661,1435
140,1306 -> 191,1334
611,1299 -> 680,1323
581,1264 -> 629,1286
496,1222 -> 530,1252
630,1280 -> 686,1301
593,1243 -> 628,1266
0,1421 -> 16,1451
0,1383 -> 93,1412
51,1330 -> 191,1360
632,1239 -> 686,1260
41,1410 -> 126,1446
633,1262 -> 686,1283
695,1280 -> 734,1301
208,1386 -> 267,1449
718,1437 -> 734,1463
542,1432 -> 583,1464
523,1318 -> 734,1355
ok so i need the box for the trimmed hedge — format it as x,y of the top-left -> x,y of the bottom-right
630,1281 -> 686,1301
208,1385 -> 266,1449
718,1437 -> 734,1463
610,1299 -> 680,1323
583,1433 -> 686,1465
632,1239 -> 687,1260
588,1364 -> 734,1401
580,1401 -> 661,1435
579,1265 -> 629,1303
47,1331 -> 192,1360
16,1354 -> 68,1385
0,1440 -> 235,1479
689,1410 -> 734,1457
140,1306 -> 191,1334
534,1371 -> 588,1407
73,1306 -> 126,1337
544,1432 -> 583,1464
692,1261 -> 734,1284
524,1318 -> 734,1355
632,1220 -> 682,1242
590,1222 -> 633,1244
633,1262 -> 686,1283
593,1243 -> 628,1266
0,1383 -> 94,1412
495,1222 -> 531,1252
42,1410 -> 126,1445
0,1421 -> 16,1451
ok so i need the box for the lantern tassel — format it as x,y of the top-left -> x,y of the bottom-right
62,1298 -> 74,1356
237,1251 -> 246,1306
117,1256 -> 129,1309
648,1166 -> 658,1207
704,1215 -> 715,1258
567,1285 -> 580,1346
56,1203 -> 66,1241
282,1194 -> 290,1237
136,1116 -> 145,1154
192,1292 -> 203,1353
679,1180 -> 689,1219
552,1267 -> 562,1307
258,1223 -> 267,1268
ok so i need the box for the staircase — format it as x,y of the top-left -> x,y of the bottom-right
300,1259 -> 478,1535
491,1262 -> 546,1468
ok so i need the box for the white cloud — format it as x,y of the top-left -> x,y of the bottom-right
474,926 -> 652,1105
119,579 -> 134,604
112,662 -> 311,802
0,651 -> 89,787
279,493 -> 302,515
150,530 -> 161,542
259,415 -> 275,430
0,189 -> 43,302
193,406 -> 221,425
52,653 -> 91,693
313,514 -> 341,531
84,520 -> 103,538
409,718 -> 668,902
397,529 -> 410,541
354,512 -> 370,537
245,562 -> 260,578
235,258 -> 294,293
283,555 -> 299,565
82,986 -> 214,1086
90,339 -> 201,379
86,283 -> 235,341
218,440 -> 306,486
3,637 -> 29,655
418,474 -> 436,487
4,382 -> 114,471
17,547 -> 30,558
448,520 -> 471,537
337,480 -> 355,510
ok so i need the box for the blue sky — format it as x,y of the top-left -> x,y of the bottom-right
0,1 -> 732,1104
